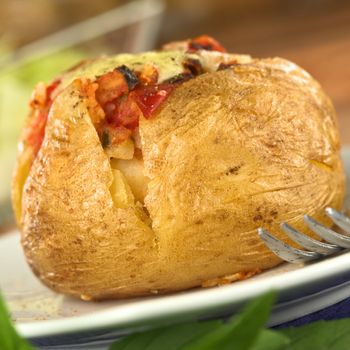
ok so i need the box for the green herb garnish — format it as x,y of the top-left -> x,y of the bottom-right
0,293 -> 34,350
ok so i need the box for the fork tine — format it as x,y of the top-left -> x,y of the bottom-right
280,222 -> 340,255
304,215 -> 350,248
325,207 -> 350,234
258,228 -> 321,263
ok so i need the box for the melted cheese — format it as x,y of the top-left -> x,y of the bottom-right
60,51 -> 196,89
60,50 -> 252,90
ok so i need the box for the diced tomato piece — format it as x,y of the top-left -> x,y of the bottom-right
188,35 -> 226,53
104,101 -> 117,118
108,95 -> 142,130
131,84 -> 175,118
26,110 -> 47,150
46,79 -> 61,101
95,70 -> 129,105
26,79 -> 61,152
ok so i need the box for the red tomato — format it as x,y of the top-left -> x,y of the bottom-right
26,111 -> 47,150
26,79 -> 61,151
46,79 -> 61,101
131,84 -> 175,118
188,35 -> 226,53
95,70 -> 128,105
108,95 -> 141,130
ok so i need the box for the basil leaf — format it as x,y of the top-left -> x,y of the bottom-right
110,291 -> 276,350
109,324 -> 222,350
250,330 -> 290,350
109,321 -> 222,350
109,329 -> 162,350
282,319 -> 350,350
0,293 -> 34,350
182,291 -> 276,350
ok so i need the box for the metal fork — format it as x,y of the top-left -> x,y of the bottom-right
258,208 -> 350,263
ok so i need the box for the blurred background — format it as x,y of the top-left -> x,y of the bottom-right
0,0 -> 349,230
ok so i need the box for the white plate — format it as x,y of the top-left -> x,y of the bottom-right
1,148 -> 350,348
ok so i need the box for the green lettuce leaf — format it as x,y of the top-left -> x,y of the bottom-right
0,293 -> 34,350
282,319 -> 350,350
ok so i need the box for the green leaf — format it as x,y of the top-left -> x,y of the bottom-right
109,321 -> 222,350
282,319 -> 350,350
183,291 -> 276,350
0,293 -> 35,350
109,329 -> 162,350
109,291 -> 276,350
250,330 -> 290,350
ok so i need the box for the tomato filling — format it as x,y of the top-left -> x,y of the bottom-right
26,79 -> 60,154
25,35 -> 229,157
94,66 -> 178,146
188,35 -> 226,53
130,84 -> 175,118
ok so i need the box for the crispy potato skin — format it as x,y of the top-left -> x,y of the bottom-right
13,58 -> 345,299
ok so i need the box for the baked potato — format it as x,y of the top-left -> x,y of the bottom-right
12,36 -> 345,300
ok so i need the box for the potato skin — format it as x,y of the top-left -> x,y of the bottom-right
14,58 -> 345,300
